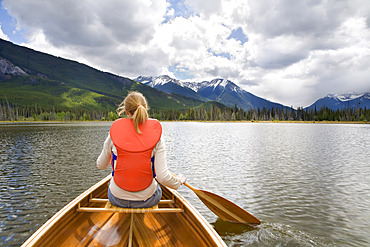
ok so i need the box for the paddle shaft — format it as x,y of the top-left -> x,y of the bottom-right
183,182 -> 197,192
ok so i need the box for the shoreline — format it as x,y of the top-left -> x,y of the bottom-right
0,120 -> 368,125
167,120 -> 369,124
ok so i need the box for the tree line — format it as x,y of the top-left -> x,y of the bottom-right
151,105 -> 370,122
0,104 -> 118,121
1,102 -> 369,122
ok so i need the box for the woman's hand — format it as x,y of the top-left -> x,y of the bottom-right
177,174 -> 187,184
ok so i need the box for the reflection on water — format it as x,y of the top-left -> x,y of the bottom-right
1,122 -> 369,246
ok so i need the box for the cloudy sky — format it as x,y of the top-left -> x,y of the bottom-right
1,0 -> 370,107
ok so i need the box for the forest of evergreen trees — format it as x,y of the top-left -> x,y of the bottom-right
151,105 -> 370,122
0,102 -> 369,122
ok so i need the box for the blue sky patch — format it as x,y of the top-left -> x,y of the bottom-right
164,0 -> 194,23
227,27 -> 248,45
169,64 -> 195,80
0,2 -> 27,44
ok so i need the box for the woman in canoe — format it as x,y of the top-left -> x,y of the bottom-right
96,91 -> 186,208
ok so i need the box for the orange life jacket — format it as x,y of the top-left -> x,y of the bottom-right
110,118 -> 162,192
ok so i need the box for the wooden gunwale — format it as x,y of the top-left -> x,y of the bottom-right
21,174 -> 226,247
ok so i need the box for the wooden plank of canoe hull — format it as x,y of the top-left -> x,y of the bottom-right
85,213 -> 132,246
82,212 -> 218,246
21,175 -> 226,247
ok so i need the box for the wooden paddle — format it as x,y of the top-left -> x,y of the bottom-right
183,182 -> 261,224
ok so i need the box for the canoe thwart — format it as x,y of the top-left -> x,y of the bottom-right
88,198 -> 175,205
88,198 -> 108,203
77,200 -> 183,213
77,207 -> 184,213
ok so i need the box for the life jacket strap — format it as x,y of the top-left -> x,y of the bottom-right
151,156 -> 156,178
111,152 -> 117,176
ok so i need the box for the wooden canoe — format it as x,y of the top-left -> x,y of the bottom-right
21,175 -> 227,247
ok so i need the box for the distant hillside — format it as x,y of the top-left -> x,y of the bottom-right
0,39 -> 202,114
305,92 -> 370,110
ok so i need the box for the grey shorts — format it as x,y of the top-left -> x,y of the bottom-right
108,184 -> 162,208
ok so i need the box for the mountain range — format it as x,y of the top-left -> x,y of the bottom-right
135,75 -> 287,110
1,38 -> 368,113
135,75 -> 370,111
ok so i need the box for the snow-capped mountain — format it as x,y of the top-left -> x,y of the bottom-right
136,75 -> 287,110
328,92 -> 365,102
134,75 -> 206,101
181,80 -> 203,92
306,92 -> 370,110
182,79 -> 243,94
194,78 -> 285,110
136,75 -> 183,88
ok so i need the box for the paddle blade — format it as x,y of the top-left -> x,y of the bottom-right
194,189 -> 260,224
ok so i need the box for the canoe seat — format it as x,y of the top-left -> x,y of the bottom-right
77,198 -> 184,213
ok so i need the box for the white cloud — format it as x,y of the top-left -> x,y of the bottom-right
244,16 -> 370,107
184,0 -> 222,17
3,0 -> 169,76
5,0 -> 167,46
237,2 -> 370,107
2,0 -> 370,107
249,34 -> 311,69
159,66 -> 176,78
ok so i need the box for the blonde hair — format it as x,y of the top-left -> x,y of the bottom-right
117,91 -> 149,134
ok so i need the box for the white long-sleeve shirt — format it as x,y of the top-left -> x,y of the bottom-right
96,134 -> 182,201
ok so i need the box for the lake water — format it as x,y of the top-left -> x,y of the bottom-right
0,121 -> 369,246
